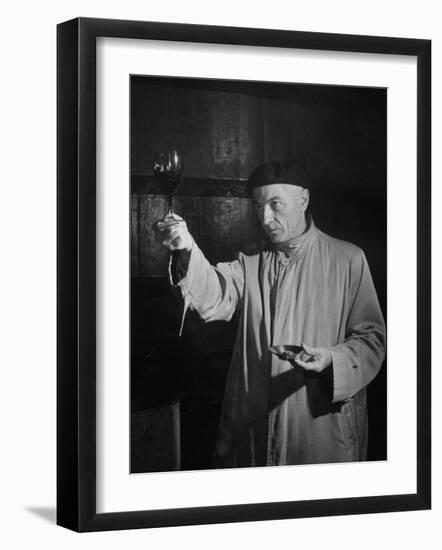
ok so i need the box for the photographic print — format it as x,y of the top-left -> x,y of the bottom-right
57,17 -> 430,531
129,76 -> 387,474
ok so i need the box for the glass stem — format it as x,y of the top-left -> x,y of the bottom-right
167,194 -> 173,217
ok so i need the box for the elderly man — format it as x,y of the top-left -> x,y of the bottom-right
154,161 -> 386,468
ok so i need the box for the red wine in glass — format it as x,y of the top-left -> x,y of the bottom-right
153,150 -> 183,217
153,150 -> 187,336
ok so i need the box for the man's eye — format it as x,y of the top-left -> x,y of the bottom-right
271,201 -> 282,209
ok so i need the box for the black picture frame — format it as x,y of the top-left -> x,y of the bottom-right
57,17 -> 431,532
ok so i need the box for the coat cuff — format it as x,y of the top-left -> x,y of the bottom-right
329,349 -> 354,403
169,249 -> 191,285
168,241 -> 201,299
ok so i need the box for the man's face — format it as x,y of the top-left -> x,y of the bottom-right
253,184 -> 309,243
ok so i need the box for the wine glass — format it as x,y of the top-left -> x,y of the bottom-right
152,150 -> 187,336
153,150 -> 183,218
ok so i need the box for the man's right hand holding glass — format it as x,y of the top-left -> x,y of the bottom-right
153,214 -> 194,252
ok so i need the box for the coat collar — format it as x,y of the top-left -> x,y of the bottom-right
273,216 -> 317,263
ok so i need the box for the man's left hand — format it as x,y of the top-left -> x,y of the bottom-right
293,343 -> 332,373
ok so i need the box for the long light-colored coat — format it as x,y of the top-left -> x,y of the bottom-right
173,220 -> 386,467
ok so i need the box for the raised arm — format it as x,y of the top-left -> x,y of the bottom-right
172,243 -> 244,322
154,214 -> 244,322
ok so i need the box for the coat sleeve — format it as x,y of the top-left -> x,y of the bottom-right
328,249 -> 386,403
169,242 -> 245,322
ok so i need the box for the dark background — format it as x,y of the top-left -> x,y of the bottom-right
130,75 -> 387,473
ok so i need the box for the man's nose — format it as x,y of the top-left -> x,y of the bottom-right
262,205 -> 274,226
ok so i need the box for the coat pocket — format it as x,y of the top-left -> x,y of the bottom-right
338,401 -> 356,446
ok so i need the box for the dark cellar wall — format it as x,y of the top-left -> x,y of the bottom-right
130,76 -> 386,470
131,76 -> 386,185
130,76 -> 386,293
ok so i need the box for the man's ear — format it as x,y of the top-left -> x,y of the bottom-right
301,188 -> 310,212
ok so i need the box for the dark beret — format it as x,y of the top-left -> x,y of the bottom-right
246,161 -> 310,196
